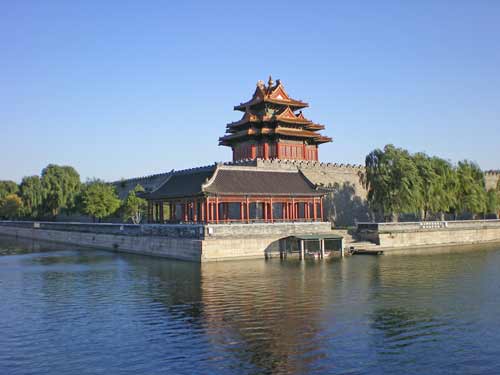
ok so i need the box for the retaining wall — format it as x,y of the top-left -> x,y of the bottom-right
356,220 -> 500,250
0,221 -> 332,262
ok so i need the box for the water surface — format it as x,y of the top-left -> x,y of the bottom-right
1,235 -> 500,374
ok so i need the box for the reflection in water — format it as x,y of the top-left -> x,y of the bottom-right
1,236 -> 500,374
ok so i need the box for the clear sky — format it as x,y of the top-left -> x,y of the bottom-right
1,1 -> 499,182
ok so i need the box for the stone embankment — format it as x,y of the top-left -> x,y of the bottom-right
0,221 -> 332,262
356,220 -> 500,251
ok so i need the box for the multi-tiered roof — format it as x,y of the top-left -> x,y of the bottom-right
219,77 -> 332,161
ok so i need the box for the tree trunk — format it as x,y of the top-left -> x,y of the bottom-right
419,208 -> 425,221
391,212 -> 398,222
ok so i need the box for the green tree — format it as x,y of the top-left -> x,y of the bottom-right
19,176 -> 44,218
0,180 -> 19,201
41,164 -> 81,217
413,153 -> 438,220
430,157 -> 459,220
486,189 -> 499,218
456,161 -> 487,218
122,185 -> 148,224
364,144 -> 423,221
0,194 -> 23,219
80,180 -> 121,222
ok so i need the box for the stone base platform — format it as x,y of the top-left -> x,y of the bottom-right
0,221 -> 333,262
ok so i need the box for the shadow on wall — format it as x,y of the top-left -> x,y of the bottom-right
323,182 -> 371,227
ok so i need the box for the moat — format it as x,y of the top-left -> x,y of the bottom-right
1,236 -> 500,375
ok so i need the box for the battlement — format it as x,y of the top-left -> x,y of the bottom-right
225,158 -> 365,172
485,170 -> 500,176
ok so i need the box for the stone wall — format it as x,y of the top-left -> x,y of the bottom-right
0,221 -> 333,262
0,225 -> 203,262
0,221 -> 204,238
110,161 -> 499,227
485,171 -> 500,191
248,159 -> 370,226
356,220 -> 500,250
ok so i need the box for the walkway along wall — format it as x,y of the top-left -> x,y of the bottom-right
0,221 -> 332,262
356,220 -> 500,250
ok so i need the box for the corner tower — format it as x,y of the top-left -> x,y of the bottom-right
219,77 -> 332,162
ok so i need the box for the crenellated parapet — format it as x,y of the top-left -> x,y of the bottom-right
226,158 -> 364,172
224,158 -> 368,202
485,170 -> 500,191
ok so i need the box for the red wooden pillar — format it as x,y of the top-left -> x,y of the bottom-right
270,198 -> 274,223
240,201 -> 244,222
302,143 -> 307,160
276,142 -> 281,159
263,201 -> 267,222
200,199 -> 205,223
251,144 -> 256,159
320,198 -> 324,221
215,197 -> 219,224
246,197 -> 250,223
313,198 -> 317,221
193,199 -> 197,223
263,143 -> 269,159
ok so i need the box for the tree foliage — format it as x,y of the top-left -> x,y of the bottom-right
122,185 -> 147,224
19,176 -> 44,218
0,180 -> 19,201
456,161 -> 486,217
486,189 -> 499,217
0,194 -> 23,219
41,164 -> 81,217
429,157 -> 459,219
364,144 -> 423,221
364,145 -> 487,221
412,153 -> 438,220
80,180 -> 121,221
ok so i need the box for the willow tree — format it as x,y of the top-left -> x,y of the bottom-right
456,161 -> 486,218
19,176 -> 44,218
364,144 -> 423,221
430,157 -> 459,220
413,153 -> 438,220
486,189 -> 499,218
41,164 -> 81,217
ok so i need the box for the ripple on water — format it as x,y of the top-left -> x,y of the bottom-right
1,239 -> 500,374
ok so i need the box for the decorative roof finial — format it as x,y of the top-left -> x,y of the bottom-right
256,80 -> 265,89
268,75 -> 274,88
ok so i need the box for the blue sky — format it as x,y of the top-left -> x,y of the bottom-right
1,1 -> 499,182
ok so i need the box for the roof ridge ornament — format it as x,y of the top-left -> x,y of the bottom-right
268,75 -> 274,89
